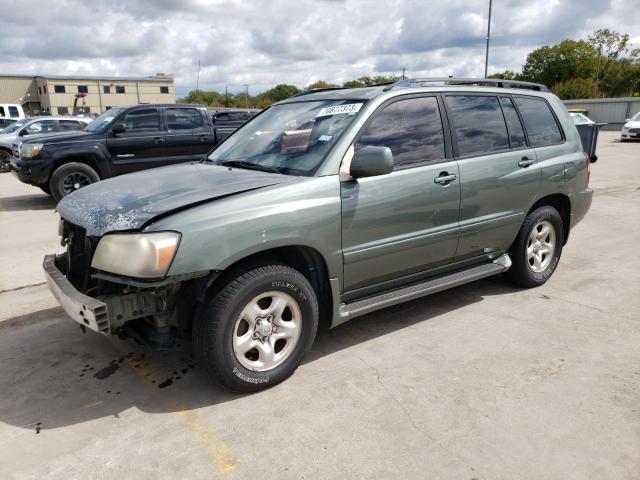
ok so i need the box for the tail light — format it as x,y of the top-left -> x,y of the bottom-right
584,152 -> 590,187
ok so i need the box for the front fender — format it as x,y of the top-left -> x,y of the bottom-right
146,176 -> 344,284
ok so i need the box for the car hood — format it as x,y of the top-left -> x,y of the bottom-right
21,130 -> 98,144
624,121 -> 640,128
57,163 -> 295,236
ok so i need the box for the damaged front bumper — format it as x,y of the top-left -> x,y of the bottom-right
43,254 -> 110,334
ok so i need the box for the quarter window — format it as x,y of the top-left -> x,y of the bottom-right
513,97 -> 563,147
446,95 -> 509,156
166,108 -> 203,130
499,97 -> 527,148
54,85 -> 65,94
120,108 -> 161,132
355,96 -> 445,168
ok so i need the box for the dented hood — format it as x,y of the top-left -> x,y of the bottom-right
57,163 -> 292,236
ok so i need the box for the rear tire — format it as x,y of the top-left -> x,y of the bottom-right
506,206 -> 563,288
193,264 -> 319,393
50,162 -> 100,202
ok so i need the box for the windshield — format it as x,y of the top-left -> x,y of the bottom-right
631,112 -> 640,122
84,108 -> 124,132
207,100 -> 366,176
2,119 -> 28,134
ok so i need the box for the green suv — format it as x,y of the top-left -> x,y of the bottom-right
44,78 -> 593,392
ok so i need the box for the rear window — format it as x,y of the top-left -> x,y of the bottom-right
8,106 -> 19,117
446,95 -> 509,156
513,97 -> 563,147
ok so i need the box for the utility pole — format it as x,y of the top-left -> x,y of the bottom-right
244,84 -> 249,108
484,0 -> 493,78
402,67 -> 406,80
225,85 -> 228,107
196,60 -> 201,93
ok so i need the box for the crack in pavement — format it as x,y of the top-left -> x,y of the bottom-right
0,282 -> 46,295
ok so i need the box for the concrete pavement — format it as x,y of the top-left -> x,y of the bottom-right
0,132 -> 639,479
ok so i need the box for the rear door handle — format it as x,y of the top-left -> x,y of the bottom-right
154,136 -> 164,144
434,173 -> 457,185
518,156 -> 535,168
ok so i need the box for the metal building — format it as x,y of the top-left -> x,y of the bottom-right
0,73 -> 175,116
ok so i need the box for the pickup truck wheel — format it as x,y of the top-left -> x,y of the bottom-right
506,206 -> 563,288
194,264 -> 319,393
50,162 -> 100,201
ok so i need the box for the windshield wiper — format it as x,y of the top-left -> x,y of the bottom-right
219,160 -> 282,174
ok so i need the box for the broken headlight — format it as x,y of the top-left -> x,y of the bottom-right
91,232 -> 181,279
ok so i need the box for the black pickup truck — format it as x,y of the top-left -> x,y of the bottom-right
11,104 -> 227,201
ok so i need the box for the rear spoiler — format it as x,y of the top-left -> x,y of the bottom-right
575,124 -> 600,163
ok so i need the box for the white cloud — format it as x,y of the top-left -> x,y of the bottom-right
0,0 -> 638,96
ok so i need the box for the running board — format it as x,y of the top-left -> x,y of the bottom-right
344,254 -> 511,320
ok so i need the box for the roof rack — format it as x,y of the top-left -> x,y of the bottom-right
383,77 -> 549,92
290,87 -> 348,98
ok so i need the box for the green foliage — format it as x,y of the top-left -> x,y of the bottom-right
552,78 -> 597,99
307,80 -> 339,89
520,40 -> 597,87
488,70 -> 521,80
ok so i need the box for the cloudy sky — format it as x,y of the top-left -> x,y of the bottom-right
1,0 -> 639,97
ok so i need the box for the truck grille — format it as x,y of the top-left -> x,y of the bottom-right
62,220 -> 96,293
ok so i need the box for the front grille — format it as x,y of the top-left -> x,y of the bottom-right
628,128 -> 640,134
62,220 -> 95,292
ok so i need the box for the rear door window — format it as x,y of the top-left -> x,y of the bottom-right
355,96 -> 445,168
166,108 -> 204,131
120,108 -> 161,133
499,97 -> 527,148
513,97 -> 563,147
446,95 -> 509,156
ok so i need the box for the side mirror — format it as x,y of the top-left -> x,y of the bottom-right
350,146 -> 393,178
112,123 -> 126,135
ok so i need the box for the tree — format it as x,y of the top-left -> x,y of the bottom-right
520,40 -> 597,87
307,80 -> 339,89
488,70 -> 521,80
589,28 -> 630,82
260,84 -> 301,102
552,78 -> 597,100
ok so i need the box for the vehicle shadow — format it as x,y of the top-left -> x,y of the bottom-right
0,193 -> 56,212
0,276 -> 518,431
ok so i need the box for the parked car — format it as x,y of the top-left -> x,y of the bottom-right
0,117 -> 17,132
11,104 -> 217,200
0,116 -> 91,173
0,104 -> 25,120
43,78 -> 593,392
620,112 -> 640,141
211,109 -> 259,142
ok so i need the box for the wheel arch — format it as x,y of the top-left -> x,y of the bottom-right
528,194 -> 571,245
50,154 -> 106,182
198,245 -> 334,330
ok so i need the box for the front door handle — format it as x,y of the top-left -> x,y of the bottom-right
518,156 -> 535,168
434,173 -> 457,185
199,134 -> 208,142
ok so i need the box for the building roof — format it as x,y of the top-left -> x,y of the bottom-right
0,74 -> 173,82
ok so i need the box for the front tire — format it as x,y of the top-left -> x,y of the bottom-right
194,265 -> 319,393
50,162 -> 100,202
506,206 -> 563,288
0,149 -> 11,173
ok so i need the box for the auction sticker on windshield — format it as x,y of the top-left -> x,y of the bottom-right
316,103 -> 363,117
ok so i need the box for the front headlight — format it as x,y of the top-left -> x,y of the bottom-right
91,232 -> 181,279
20,143 -> 44,159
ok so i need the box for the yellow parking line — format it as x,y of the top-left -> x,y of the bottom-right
117,348 -> 239,474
